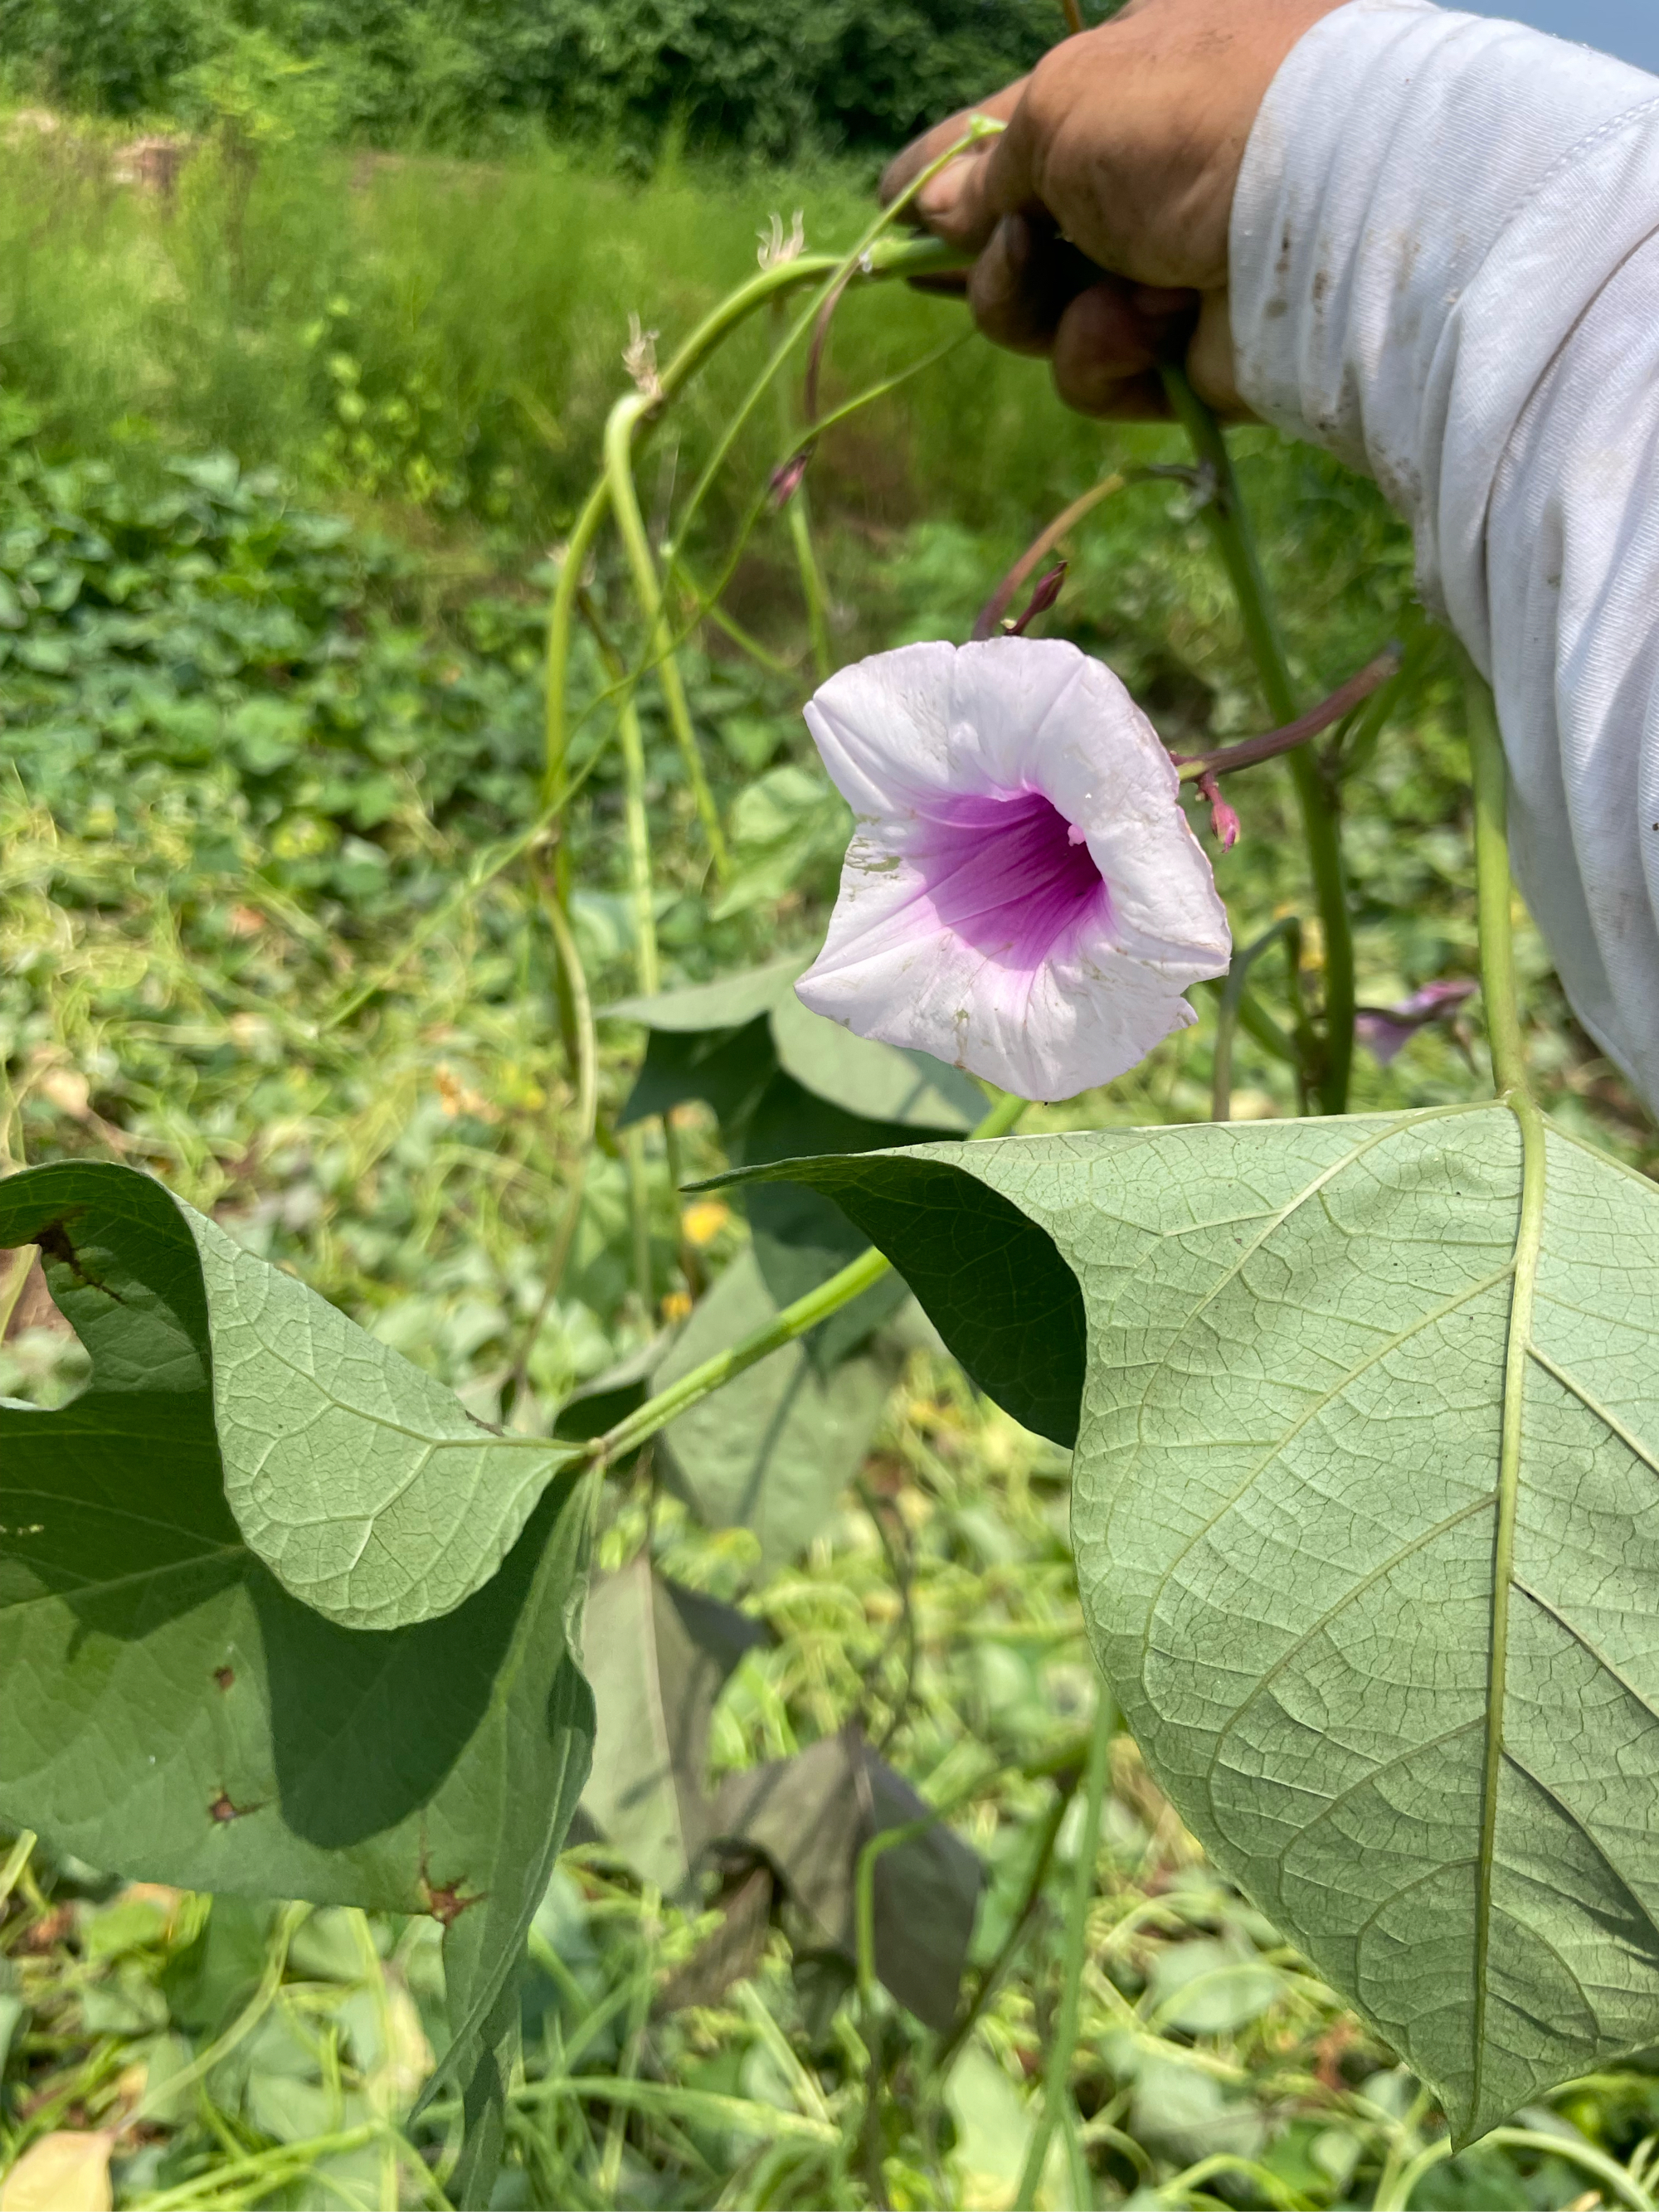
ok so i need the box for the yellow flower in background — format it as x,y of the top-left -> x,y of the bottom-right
681,1199 -> 731,1248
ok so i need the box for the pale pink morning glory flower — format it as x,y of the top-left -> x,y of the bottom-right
795,639 -> 1232,1101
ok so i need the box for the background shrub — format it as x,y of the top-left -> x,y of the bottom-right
0,0 -> 1082,154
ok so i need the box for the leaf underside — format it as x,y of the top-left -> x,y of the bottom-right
0,1162 -> 596,2121
727,1106 -> 1659,2138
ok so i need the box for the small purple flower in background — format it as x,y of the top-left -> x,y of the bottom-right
1355,978 -> 1478,1064
795,639 -> 1232,1101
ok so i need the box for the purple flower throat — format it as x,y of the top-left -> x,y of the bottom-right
913,785 -> 1111,970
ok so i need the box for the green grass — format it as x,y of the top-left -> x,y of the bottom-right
0,123 -> 1657,2211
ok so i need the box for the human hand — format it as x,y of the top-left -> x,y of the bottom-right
882,0 -> 1345,418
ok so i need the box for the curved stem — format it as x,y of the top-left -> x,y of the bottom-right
1374,2128 -> 1655,2212
604,395 -> 730,878
1162,366 -> 1355,1116
542,232 -> 968,817
544,475 -> 613,827
772,298 -> 834,682
586,1087 -> 1026,1466
580,591 -> 662,1312
1013,1684 -> 1116,2206
1462,658 -> 1527,1096
1212,917 -> 1305,1121
503,874 -> 600,1417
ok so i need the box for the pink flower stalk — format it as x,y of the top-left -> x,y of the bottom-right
795,639 -> 1232,1101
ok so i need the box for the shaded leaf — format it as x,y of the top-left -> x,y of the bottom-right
655,1253 -> 898,1567
737,1073 -> 918,1359
611,953 -> 976,1135
713,1725 -> 981,2031
607,954 -> 805,1034
727,1108 -> 1659,2137
0,1161 -> 579,1631
0,1164 -> 594,2148
708,1146 -> 1083,1446
615,1018 -> 775,1135
769,989 -> 982,1131
580,1557 -> 767,1899
656,1860 -> 776,2015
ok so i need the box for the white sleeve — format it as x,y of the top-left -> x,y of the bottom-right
1230,0 -> 1659,1110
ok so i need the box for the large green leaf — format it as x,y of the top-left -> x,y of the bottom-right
0,1161 -> 596,2158
614,1018 -> 775,1135
609,954 -> 980,1136
722,1105 -> 1659,2137
0,1161 -> 579,1632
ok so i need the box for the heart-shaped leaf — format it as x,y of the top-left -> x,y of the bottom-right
3,1161 -> 580,1631
722,1105 -> 1659,2138
0,1161 -> 595,2153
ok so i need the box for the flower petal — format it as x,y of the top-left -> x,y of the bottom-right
796,637 -> 1232,1100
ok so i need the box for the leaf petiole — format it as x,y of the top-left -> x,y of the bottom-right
583,1087 -> 1028,1469
1463,657 -> 1528,1096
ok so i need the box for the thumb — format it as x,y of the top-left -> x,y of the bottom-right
880,80 -> 1033,253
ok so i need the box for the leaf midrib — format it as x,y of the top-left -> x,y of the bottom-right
222,1331 -> 558,1458
1472,1091 -> 1547,2122
1140,1261 -> 1515,1692
0,1544 -> 249,1616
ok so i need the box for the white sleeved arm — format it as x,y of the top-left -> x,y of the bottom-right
1230,0 -> 1659,1107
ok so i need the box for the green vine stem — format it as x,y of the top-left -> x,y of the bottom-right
579,593 -> 662,1309
603,396 -> 731,878
543,230 -> 971,826
1212,916 -> 1307,1119
1013,1682 -> 1116,2205
585,1087 -> 1027,1468
1462,659 -> 1528,1096
1161,366 -> 1356,1116
772,298 -> 834,681
502,871 -> 601,1416
1374,2127 -> 1656,2212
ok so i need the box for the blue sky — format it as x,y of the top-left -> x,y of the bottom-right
1461,0 -> 1659,73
